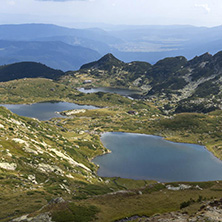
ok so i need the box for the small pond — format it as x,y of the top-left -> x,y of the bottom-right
78,87 -> 141,97
93,132 -> 222,182
0,102 -> 97,120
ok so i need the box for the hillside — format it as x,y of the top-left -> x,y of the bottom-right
64,52 -> 222,113
0,62 -> 64,82
72,53 -> 152,89
0,105 -> 107,221
1,49 -> 222,221
1,79 -> 222,221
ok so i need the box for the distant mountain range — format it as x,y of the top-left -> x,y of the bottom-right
0,24 -> 118,70
0,40 -> 100,71
2,50 -> 222,113
1,23 -> 222,70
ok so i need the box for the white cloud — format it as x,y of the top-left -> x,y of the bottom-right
195,3 -> 211,13
0,0 -> 221,27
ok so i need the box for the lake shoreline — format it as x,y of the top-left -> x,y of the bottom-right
0,101 -> 98,121
92,132 -> 222,182
2,101 -> 222,182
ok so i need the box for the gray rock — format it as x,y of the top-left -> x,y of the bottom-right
11,213 -> 53,222
48,197 -> 66,204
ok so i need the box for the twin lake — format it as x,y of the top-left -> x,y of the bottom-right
1,87 -> 222,182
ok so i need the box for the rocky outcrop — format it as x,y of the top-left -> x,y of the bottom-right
116,199 -> 222,222
12,213 -> 53,222
0,162 -> 17,170
48,197 -> 66,205
60,109 -> 86,116
73,51 -> 222,113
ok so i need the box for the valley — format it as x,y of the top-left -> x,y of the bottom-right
1,53 -> 222,221
1,24 -> 222,71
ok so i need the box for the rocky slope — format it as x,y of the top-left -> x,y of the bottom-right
11,198 -> 222,222
0,105 -> 106,196
65,52 -> 222,113
1,79 -> 222,221
117,198 -> 222,222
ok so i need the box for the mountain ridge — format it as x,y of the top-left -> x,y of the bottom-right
2,50 -> 222,113
0,39 -> 101,71
67,51 -> 222,113
0,61 -> 64,82
3,23 -> 222,68
80,53 -> 125,70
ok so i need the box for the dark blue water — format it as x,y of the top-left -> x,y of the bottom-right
93,132 -> 222,182
79,87 -> 141,97
0,102 -> 97,120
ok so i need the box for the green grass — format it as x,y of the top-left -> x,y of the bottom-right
0,78 -> 79,104
1,77 -> 222,221
79,184 -> 112,196
50,202 -> 99,222
79,181 -> 222,222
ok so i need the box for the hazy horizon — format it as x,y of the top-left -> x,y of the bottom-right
0,22 -> 220,30
1,0 -> 222,28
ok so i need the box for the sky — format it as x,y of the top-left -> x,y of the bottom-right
1,0 -> 222,28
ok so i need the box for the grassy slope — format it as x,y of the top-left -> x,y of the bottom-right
58,108 -> 222,160
1,78 -> 222,221
59,70 -> 143,89
0,106 -> 107,221
0,78 -> 79,104
82,181 -> 222,221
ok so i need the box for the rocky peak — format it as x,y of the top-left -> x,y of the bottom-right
98,53 -> 120,63
80,53 -> 124,70
187,52 -> 212,67
212,51 -> 222,67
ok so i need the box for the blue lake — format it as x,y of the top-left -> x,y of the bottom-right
93,132 -> 222,182
2,102 -> 222,182
0,102 -> 97,120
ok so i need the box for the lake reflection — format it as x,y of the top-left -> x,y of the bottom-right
93,132 -> 222,182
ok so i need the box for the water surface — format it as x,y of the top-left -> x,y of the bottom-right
93,132 -> 222,182
0,102 -> 97,120
79,87 -> 141,97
